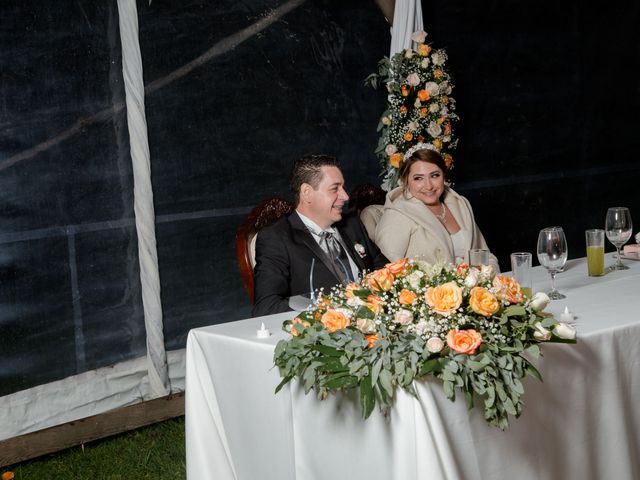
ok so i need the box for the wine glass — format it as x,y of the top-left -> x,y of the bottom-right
605,207 -> 633,271
537,226 -> 568,300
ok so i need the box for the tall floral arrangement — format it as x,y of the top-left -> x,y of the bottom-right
274,259 -> 577,430
365,31 -> 459,190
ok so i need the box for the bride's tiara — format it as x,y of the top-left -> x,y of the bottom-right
402,142 -> 437,162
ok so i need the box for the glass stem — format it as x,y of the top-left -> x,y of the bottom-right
550,272 -> 557,292
616,246 -> 622,267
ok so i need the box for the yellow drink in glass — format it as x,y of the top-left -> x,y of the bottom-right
586,245 -> 605,276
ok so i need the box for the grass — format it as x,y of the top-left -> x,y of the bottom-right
1,417 -> 185,480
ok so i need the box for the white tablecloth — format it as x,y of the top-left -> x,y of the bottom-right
186,257 -> 640,479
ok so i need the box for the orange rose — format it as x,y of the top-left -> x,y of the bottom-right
385,258 -> 409,275
443,154 -> 453,169
493,275 -> 524,304
2,472 -> 15,480
401,85 -> 410,96
398,289 -> 418,305
403,131 -> 414,141
425,281 -> 463,315
417,89 -> 430,102
321,309 -> 350,333
431,138 -> 443,150
447,329 -> 482,355
368,268 -> 394,292
366,294 -> 383,313
366,334 -> 379,349
345,282 -> 359,299
389,152 -> 403,168
290,317 -> 311,337
418,44 -> 431,56
469,287 -> 500,317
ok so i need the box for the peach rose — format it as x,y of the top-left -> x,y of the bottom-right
399,105 -> 408,114
401,85 -> 410,97
492,275 -> 523,304
366,294 -> 383,313
398,289 -> 418,305
389,153 -> 403,168
455,262 -> 469,276
366,334 -> 379,349
425,281 -> 463,316
419,107 -> 428,117
447,329 -> 482,355
368,268 -> 394,292
290,317 -> 311,337
386,258 -> 409,275
321,309 -> 350,333
417,89 -> 430,102
469,287 -> 499,317
432,138 -> 443,150
434,68 -> 444,78
443,154 -> 453,168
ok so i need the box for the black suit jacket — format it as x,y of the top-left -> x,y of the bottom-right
252,211 -> 388,317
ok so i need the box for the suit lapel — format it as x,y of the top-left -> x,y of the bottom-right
288,212 -> 342,282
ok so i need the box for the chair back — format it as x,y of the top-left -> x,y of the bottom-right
349,183 -> 386,239
236,197 -> 294,303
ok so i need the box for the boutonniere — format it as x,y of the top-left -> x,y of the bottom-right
354,243 -> 367,258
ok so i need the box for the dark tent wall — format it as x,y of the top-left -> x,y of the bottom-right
0,0 -> 389,402
1,0 -> 639,423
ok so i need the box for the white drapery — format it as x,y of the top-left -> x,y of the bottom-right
117,0 -> 169,397
389,0 -> 424,56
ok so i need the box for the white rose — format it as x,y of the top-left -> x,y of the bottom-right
432,50 -> 446,66
408,121 -> 417,131
394,309 -> 414,325
414,98 -> 422,108
407,72 -> 421,86
424,81 -> 440,96
406,270 -> 424,290
356,317 -> 377,334
529,292 -> 550,312
384,144 -> 397,155
426,121 -> 442,137
554,322 -> 577,340
347,296 -> 365,307
382,116 -> 391,126
420,58 -> 430,69
429,103 -> 441,113
464,268 -> 480,288
411,30 -> 427,43
404,49 -> 414,59
426,336 -> 444,353
533,322 -> 552,341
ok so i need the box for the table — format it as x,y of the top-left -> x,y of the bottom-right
186,257 -> 640,479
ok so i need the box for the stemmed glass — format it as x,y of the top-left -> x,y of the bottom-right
537,226 -> 568,300
605,207 -> 633,271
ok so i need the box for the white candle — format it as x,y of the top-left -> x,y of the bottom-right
560,306 -> 574,323
256,322 -> 271,338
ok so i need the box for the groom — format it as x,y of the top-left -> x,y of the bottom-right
252,154 -> 388,317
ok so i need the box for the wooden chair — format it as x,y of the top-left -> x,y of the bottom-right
349,183 -> 386,240
235,197 -> 294,303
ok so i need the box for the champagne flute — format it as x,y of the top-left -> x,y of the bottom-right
537,226 -> 568,300
605,207 -> 633,271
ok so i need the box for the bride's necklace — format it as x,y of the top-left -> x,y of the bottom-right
431,203 -> 446,222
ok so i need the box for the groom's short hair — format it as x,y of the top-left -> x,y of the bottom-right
290,154 -> 341,205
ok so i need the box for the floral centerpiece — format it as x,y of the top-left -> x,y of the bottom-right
274,259 -> 577,430
365,31 -> 459,190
